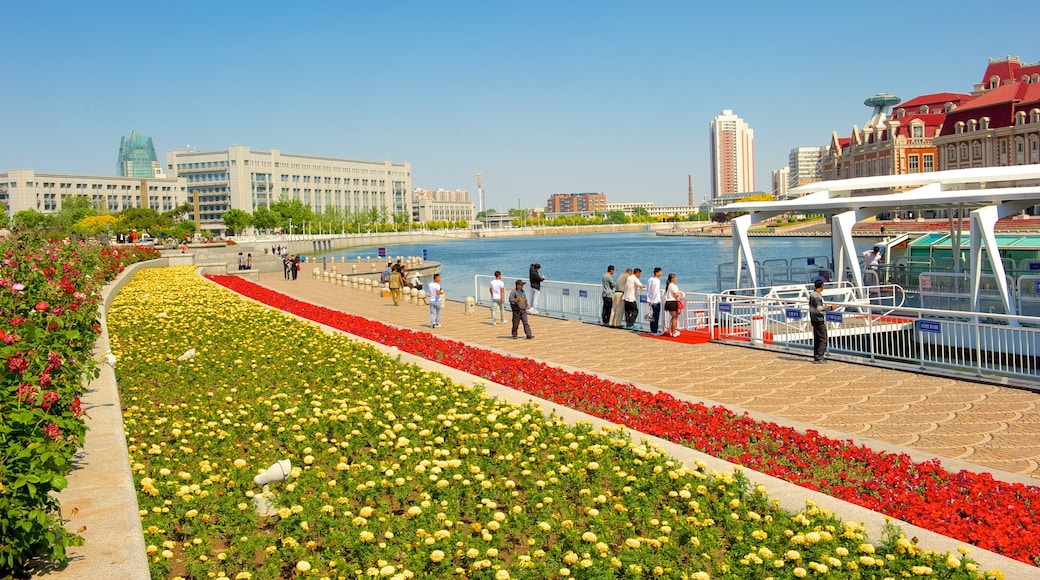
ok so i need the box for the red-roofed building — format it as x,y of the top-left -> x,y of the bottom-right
820,92 -> 971,181
936,58 -> 1040,169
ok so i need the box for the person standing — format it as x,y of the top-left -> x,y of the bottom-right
609,268 -> 632,327
428,273 -> 444,328
290,255 -> 300,280
246,253 -> 253,270
388,265 -> 403,306
508,279 -> 534,339
646,267 -> 663,335
600,265 -> 615,325
528,263 -> 545,314
663,273 -> 684,337
809,278 -> 832,363
489,271 -> 506,325
282,254 -> 292,280
623,268 -> 645,329
863,245 -> 882,271
238,252 -> 245,270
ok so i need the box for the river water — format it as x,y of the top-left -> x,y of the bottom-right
314,231 -> 883,300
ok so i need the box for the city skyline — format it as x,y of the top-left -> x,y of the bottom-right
0,1 -> 1034,210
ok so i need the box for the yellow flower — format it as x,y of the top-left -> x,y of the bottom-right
296,560 -> 311,572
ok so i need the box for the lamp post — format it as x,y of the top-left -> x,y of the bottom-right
288,218 -> 293,238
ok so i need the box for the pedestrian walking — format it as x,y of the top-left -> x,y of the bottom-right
508,279 -> 533,339
489,271 -> 506,325
646,267 -> 663,334
388,265 -> 403,306
428,273 -> 444,327
601,265 -> 615,325
663,273 -> 684,337
528,263 -> 545,313
809,278 -> 833,363
623,268 -> 645,328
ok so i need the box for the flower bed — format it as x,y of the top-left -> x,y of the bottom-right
0,233 -> 159,575
106,267 -> 1004,578
208,274 -> 1040,568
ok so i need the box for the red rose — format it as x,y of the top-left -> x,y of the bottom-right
35,301 -> 49,311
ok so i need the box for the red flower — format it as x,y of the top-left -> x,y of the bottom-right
40,390 -> 59,411
44,423 -> 61,441
70,396 -> 84,417
7,353 -> 29,374
35,301 -> 49,312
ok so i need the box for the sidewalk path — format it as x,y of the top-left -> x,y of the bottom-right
257,271 -> 1040,482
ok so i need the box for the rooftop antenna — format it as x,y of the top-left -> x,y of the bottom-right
688,175 -> 693,207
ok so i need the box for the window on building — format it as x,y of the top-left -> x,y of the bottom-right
960,144 -> 969,160
955,121 -> 964,134
968,120 -> 977,132
1017,111 -> 1027,126
989,75 -> 1000,89
945,102 -> 955,113
911,125 -> 924,138
920,105 -> 928,114
923,154 -> 933,172
908,155 -> 919,173
981,117 -> 990,130
973,142 -> 982,157
1032,109 -> 1040,124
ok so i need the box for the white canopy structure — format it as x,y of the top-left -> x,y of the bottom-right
718,165 -> 1040,315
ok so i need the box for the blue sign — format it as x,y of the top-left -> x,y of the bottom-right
825,311 -> 843,323
719,303 -> 732,313
378,247 -> 386,258
919,320 -> 942,333
785,308 -> 802,320
578,289 -> 587,298
807,257 -> 816,266
1029,261 -> 1040,270
562,288 -> 570,296
423,249 -> 428,260
1036,280 -> 1040,293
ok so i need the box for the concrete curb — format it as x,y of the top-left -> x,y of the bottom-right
52,260 -> 164,579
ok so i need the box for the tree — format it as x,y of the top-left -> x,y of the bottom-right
12,209 -> 51,230
270,199 -> 314,233
72,214 -> 118,235
117,208 -> 164,234
606,210 -> 628,224
55,196 -> 98,231
632,206 -> 650,217
252,206 -> 279,231
222,209 -> 252,235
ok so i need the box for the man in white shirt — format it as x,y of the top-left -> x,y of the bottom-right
646,267 -> 663,334
428,273 -> 444,328
489,270 -> 506,325
622,268 -> 645,329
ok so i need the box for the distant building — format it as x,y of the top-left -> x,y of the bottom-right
0,169 -> 187,215
414,188 -> 470,202
165,146 -> 411,234
771,167 -> 790,199
546,192 -> 606,214
412,198 -> 475,223
606,202 -> 699,218
935,57 -> 1040,170
788,146 -> 824,190
117,130 -> 163,178
709,109 -> 755,200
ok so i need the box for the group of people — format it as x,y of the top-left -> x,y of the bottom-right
282,254 -> 301,280
237,252 -> 253,270
601,265 -> 685,337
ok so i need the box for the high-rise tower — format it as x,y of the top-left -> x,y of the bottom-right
708,110 -> 755,200
117,130 -> 162,178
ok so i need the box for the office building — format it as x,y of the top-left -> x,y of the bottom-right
0,170 -> 187,215
165,146 -> 411,234
788,146 -> 824,190
117,130 -> 163,178
709,109 -> 755,200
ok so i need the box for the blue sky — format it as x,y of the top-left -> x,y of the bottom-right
1,1 -> 1035,209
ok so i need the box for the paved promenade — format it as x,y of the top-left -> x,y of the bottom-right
259,270 -> 1040,483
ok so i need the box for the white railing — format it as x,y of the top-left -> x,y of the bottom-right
472,274 -> 1040,387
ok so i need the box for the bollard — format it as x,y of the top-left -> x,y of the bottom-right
351,264 -> 358,273
750,315 -> 764,345
312,267 -> 320,279
464,296 -> 476,315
